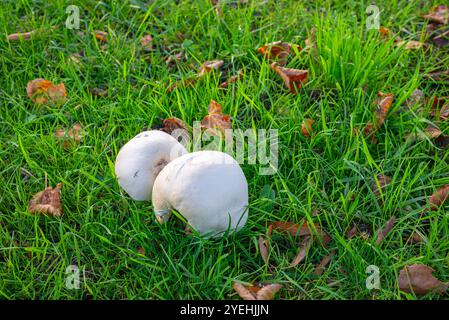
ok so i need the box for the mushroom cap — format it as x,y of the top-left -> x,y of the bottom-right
115,130 -> 187,201
152,150 -> 249,237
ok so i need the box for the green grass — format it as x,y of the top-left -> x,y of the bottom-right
1,0 -> 449,299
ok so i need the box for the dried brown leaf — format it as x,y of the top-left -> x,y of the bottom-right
219,69 -> 243,88
198,60 -> 224,76
90,87 -> 108,97
167,60 -> 223,92
304,27 -> 318,60
164,52 -> 183,66
346,225 -> 358,239
201,100 -> 230,134
232,282 -> 282,300
375,216 -> 396,245
364,92 -> 394,138
372,174 -> 392,196
139,34 -> 153,50
54,123 -> 83,149
288,237 -> 312,268
421,5 -> 449,25
374,92 -> 394,126
429,96 -> 449,120
398,264 -> 448,295
258,236 -> 269,263
429,185 -> 449,210
28,183 -> 63,217
232,282 -> 256,300
431,29 -> 449,47
26,79 -> 67,104
94,31 -> 108,43
405,89 -> 424,108
395,40 -> 424,50
255,284 -> 283,300
406,232 -> 424,244
379,26 -> 391,39
301,118 -> 314,137
267,221 -> 330,244
7,30 -> 38,41
160,117 -> 187,134
313,250 -> 336,275
270,62 -> 308,94
257,41 -> 300,65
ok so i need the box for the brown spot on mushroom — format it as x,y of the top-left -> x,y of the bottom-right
153,159 -> 168,176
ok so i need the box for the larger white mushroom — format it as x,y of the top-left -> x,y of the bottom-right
115,130 -> 187,201
115,132 -> 249,237
152,150 -> 249,237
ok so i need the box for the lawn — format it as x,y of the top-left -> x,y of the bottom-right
1,0 -> 449,300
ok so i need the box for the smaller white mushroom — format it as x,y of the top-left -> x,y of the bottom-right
152,150 -> 249,237
115,130 -> 187,201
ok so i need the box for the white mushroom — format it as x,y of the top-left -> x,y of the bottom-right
152,150 -> 249,237
115,130 -> 187,201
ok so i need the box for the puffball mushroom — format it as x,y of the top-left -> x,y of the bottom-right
115,130 -> 187,201
152,150 -> 249,237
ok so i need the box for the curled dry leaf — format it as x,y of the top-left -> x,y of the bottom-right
28,183 -> 63,217
431,29 -> 449,47
429,185 -> 449,210
139,34 -> 153,50
304,27 -> 318,60
167,59 -> 223,92
405,89 -> 424,108
270,62 -> 308,94
164,52 -> 183,66
429,96 -> 449,120
258,236 -> 269,263
379,26 -> 391,39
395,40 -> 424,50
288,237 -> 312,268
7,25 -> 58,41
406,124 -> 449,149
232,282 -> 282,300
259,221 -> 331,267
346,223 -> 371,240
398,264 -> 448,295
209,0 -> 222,17
7,30 -> 38,41
301,118 -> 314,137
257,41 -> 301,66
346,225 -> 358,239
219,69 -> 243,88
69,51 -> 84,64
26,79 -> 67,104
256,283 -> 283,300
90,87 -> 108,97
267,221 -> 330,244
375,216 -> 396,245
364,92 -> 394,138
94,31 -> 108,43
54,123 -> 83,149
421,5 -> 449,25
373,92 -> 394,127
424,69 -> 449,81
424,124 -> 442,139
201,100 -> 231,134
167,77 -> 198,92
372,174 -> 392,196
313,250 -> 336,276
160,117 -> 187,134
198,60 -> 224,76
406,232 -> 424,245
